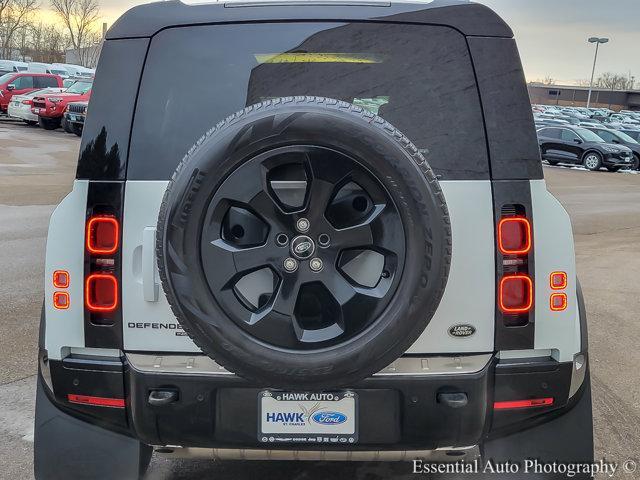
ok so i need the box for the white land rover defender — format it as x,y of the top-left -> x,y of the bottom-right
35,1 -> 593,478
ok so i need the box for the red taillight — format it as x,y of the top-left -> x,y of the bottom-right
22,99 -> 32,105
86,216 -> 119,255
67,394 -> 125,408
494,398 -> 554,410
498,217 -> 531,255
85,274 -> 118,312
499,274 -> 533,314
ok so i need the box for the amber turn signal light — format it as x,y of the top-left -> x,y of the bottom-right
53,291 -> 70,310
53,270 -> 70,288
550,271 -> 567,290
550,293 -> 568,311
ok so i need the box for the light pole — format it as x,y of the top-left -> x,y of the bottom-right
586,37 -> 609,108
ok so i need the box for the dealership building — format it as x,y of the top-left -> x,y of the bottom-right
528,84 -> 640,111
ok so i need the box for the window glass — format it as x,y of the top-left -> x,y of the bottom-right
539,128 -> 561,139
35,76 -> 59,88
613,130 -> 638,144
129,22 -> 488,180
14,75 -> 34,89
561,129 -> 580,142
575,128 -> 604,143
594,130 -> 616,143
65,81 -> 92,94
0,73 -> 15,84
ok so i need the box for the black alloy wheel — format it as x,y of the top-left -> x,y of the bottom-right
201,145 -> 404,349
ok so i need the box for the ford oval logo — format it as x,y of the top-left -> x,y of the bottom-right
311,411 -> 347,425
448,324 -> 476,338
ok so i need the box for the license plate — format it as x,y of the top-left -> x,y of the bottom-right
258,390 -> 358,444
33,108 -> 40,114
69,115 -> 77,121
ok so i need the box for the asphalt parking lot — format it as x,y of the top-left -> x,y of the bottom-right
0,118 -> 639,479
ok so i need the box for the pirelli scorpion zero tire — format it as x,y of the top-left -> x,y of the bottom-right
157,97 -> 451,389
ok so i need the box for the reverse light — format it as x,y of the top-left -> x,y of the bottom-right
67,394 -> 125,408
550,293 -> 568,311
550,271 -> 567,290
498,217 -> 532,255
86,216 -> 119,255
499,274 -> 533,314
85,274 -> 118,312
494,398 -> 554,410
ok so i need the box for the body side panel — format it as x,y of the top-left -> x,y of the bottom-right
530,179 -> 580,362
44,181 -> 89,360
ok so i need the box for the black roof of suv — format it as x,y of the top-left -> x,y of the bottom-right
107,0 -> 513,39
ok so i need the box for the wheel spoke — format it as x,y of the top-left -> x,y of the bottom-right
209,239 -> 274,274
248,190 -> 287,228
270,276 -> 300,317
322,273 -> 358,307
305,178 -> 338,221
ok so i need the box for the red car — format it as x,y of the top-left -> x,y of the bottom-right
31,80 -> 93,130
0,72 -> 63,113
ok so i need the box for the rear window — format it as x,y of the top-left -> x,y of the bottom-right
35,76 -> 59,88
128,22 -> 489,181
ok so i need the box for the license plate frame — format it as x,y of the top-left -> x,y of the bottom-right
258,390 -> 358,445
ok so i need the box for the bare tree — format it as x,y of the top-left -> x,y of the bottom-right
0,0 -> 39,59
595,72 -> 635,91
50,0 -> 100,66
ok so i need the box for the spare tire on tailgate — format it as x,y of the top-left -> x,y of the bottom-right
156,96 -> 451,389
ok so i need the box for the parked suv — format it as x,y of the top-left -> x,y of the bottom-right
35,1 -> 593,478
64,101 -> 88,136
537,125 -> 634,171
583,126 -> 640,170
31,80 -> 92,130
0,72 -> 62,113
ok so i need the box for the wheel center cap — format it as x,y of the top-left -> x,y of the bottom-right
291,235 -> 315,260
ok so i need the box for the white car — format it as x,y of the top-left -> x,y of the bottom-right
7,87 -> 66,124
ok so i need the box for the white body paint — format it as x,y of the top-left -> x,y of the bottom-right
43,179 -> 582,361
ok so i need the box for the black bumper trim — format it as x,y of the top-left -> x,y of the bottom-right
44,352 -> 583,450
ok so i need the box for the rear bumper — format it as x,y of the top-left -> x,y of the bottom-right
8,103 -> 37,121
41,351 -> 585,451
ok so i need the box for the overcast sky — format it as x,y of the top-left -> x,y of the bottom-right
88,0 -> 639,85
